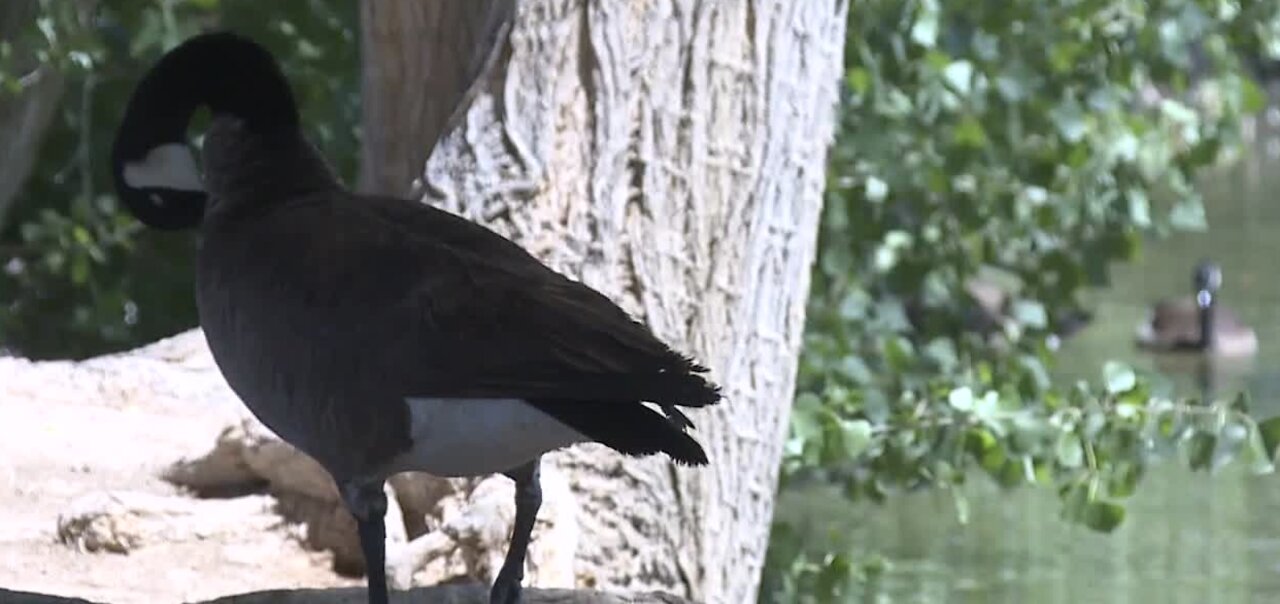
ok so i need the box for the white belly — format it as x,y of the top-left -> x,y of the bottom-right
386,398 -> 587,477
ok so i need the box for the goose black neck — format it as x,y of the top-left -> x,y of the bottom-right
1197,289 -> 1216,350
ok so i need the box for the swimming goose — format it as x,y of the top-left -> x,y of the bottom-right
109,32 -> 721,604
1135,259 -> 1258,357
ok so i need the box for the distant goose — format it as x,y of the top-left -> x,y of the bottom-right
1135,260 -> 1258,357
110,32 -> 721,604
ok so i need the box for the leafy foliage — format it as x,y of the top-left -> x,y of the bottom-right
6,2 -> 1280,600
763,0 -> 1280,600
0,0 -> 358,358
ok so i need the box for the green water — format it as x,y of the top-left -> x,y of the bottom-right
1057,131 -> 1280,412
777,131 -> 1280,603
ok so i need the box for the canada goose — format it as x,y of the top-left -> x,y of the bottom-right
109,32 -> 721,604
1135,260 -> 1258,357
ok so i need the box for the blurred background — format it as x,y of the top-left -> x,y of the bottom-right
3,1 -> 1280,602
0,0 -> 359,359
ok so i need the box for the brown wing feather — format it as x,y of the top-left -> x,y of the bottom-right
336,194 -> 720,406
198,192 -> 719,475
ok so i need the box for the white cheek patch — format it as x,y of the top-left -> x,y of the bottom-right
122,143 -> 206,193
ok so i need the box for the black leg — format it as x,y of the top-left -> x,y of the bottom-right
491,458 -> 542,604
341,481 -> 389,604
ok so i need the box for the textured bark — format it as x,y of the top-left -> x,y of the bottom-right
0,0 -> 67,229
0,2 -> 845,602
358,0 -> 513,196
372,2 -> 850,602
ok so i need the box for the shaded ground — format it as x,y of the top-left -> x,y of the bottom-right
0,348 -> 359,603
0,332 -> 691,604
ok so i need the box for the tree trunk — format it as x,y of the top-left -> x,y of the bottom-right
363,2 -> 849,602
0,0 -> 67,230
358,0 -> 512,196
0,2 -> 846,602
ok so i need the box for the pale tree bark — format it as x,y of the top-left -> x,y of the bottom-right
358,0 -> 512,196
0,0 -> 67,230
0,2 -> 846,602
364,2 -> 849,602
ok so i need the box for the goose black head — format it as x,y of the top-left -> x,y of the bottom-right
110,32 -> 300,230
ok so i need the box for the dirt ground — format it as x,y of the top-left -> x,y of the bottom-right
0,358 -> 360,604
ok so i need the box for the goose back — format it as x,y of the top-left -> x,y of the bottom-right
1135,297 -> 1258,356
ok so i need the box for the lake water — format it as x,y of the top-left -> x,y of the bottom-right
1056,121 -> 1280,412
773,121 -> 1280,603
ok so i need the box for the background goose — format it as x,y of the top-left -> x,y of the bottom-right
1135,259 -> 1258,357
109,32 -> 721,604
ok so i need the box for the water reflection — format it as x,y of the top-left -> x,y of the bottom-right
776,127 -> 1280,602
777,465 -> 1280,603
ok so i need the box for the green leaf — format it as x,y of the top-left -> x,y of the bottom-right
1083,501 -> 1126,533
1244,422 -> 1276,475
948,387 -> 975,412
1103,361 -> 1137,394
1050,98 -> 1088,142
1230,391 -> 1251,413
864,176 -> 889,202
1056,432 -> 1084,468
923,338 -> 959,371
1188,432 -> 1217,472
840,420 -> 874,459
820,241 -> 853,277
1241,77 -> 1266,113
837,289 -> 870,320
836,355 -> 873,384
953,115 -> 988,148
1257,416 -> 1280,460
1060,481 -> 1090,521
1107,463 -> 1144,498
815,552 -> 854,599
992,458 -> 1027,488
72,226 -> 92,246
846,67 -> 871,95
1010,300 -> 1047,329
69,255 -> 89,285
791,393 -> 824,441
942,60 -> 975,95
966,427 -> 998,459
1170,196 -> 1208,231
909,1 -> 940,48
1127,188 -> 1151,228
951,487 -> 970,524
995,74 -> 1025,102
882,335 -> 915,370
972,390 -> 999,423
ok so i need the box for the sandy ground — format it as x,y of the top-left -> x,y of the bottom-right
0,367 -> 360,604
